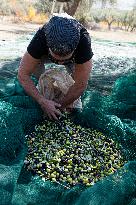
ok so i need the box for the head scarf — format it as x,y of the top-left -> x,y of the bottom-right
44,14 -> 81,56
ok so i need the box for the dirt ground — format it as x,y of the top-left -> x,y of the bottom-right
0,22 -> 136,42
0,22 -> 40,40
90,30 -> 136,43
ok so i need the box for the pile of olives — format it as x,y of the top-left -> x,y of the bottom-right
24,113 -> 126,188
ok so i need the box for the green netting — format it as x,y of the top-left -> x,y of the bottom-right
0,58 -> 136,205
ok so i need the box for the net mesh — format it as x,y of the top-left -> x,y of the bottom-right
0,58 -> 136,205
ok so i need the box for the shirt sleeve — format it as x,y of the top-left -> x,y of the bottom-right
27,27 -> 48,59
75,32 -> 94,64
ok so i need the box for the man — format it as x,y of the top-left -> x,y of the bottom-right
18,13 -> 93,120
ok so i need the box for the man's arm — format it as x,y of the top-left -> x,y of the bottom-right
18,52 -> 61,120
18,51 -> 44,103
59,59 -> 92,109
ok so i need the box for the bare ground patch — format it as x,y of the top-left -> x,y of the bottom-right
0,22 -> 135,43
89,30 -> 136,43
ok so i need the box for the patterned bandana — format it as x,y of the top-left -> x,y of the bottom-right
44,15 -> 81,56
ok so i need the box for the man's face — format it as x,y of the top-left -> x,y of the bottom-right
49,48 -> 74,65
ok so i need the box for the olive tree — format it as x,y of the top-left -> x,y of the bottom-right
101,9 -> 118,30
34,0 -> 80,16
100,0 -> 117,8
34,0 -> 53,14
125,9 -> 136,32
91,9 -> 103,23
63,0 -> 82,16
0,0 -> 13,15
116,10 -> 136,32
0,0 -> 30,16
35,0 -> 95,17
74,0 -> 95,27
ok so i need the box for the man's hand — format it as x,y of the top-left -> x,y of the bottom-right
18,52 -> 62,120
39,98 -> 62,120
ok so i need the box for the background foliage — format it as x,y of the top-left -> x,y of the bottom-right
0,0 -> 136,31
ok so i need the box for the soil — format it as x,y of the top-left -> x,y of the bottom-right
90,30 -> 136,43
0,22 -> 41,40
0,22 -> 136,43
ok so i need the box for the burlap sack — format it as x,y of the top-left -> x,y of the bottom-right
37,65 -> 82,109
37,67 -> 74,107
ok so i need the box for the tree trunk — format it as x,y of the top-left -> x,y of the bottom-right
107,21 -> 113,30
63,0 -> 81,16
130,26 -> 134,32
120,22 -> 124,30
108,23 -> 111,30
124,25 -> 127,31
126,25 -> 130,31
117,21 -> 120,28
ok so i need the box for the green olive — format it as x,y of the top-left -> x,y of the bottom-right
25,113 -> 126,188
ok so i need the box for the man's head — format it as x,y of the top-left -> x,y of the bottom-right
44,14 -> 81,59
